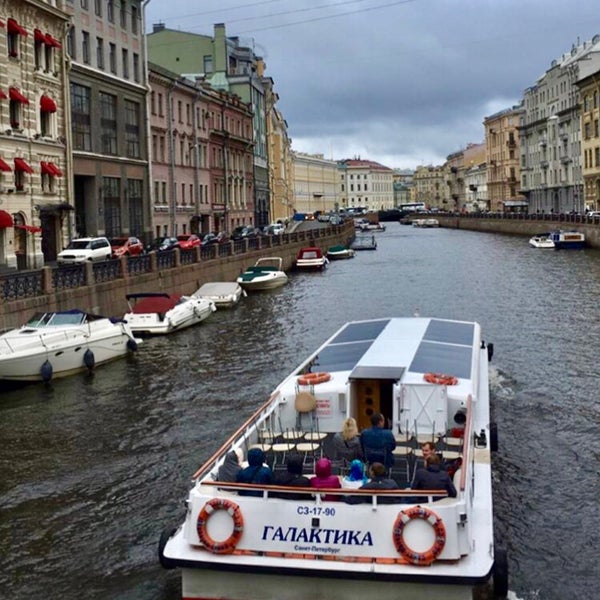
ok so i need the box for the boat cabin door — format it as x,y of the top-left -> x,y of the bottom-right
354,379 -> 394,430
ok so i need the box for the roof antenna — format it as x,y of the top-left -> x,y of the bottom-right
413,307 -> 420,317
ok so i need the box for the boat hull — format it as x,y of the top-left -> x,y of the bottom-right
237,274 -> 288,291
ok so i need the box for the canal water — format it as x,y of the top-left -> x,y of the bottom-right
2,224 -> 599,600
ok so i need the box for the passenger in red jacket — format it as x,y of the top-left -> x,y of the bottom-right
310,457 -> 341,501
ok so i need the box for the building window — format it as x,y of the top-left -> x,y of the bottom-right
107,0 -> 114,22
96,37 -> 104,69
150,91 -> 156,115
7,19 -> 27,58
81,0 -> 89,9
131,4 -> 138,34
109,43 -> 116,74
120,1 -> 127,28
125,100 -> 140,158
82,31 -> 90,64
103,177 -> 121,237
133,53 -> 140,82
127,179 -> 143,235
71,83 -> 92,151
158,93 -> 163,116
67,27 -> 76,59
122,48 -> 129,78
40,95 -> 57,137
203,55 -> 213,74
94,0 -> 102,17
100,92 -> 117,155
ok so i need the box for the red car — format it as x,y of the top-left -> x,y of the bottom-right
177,234 -> 202,250
110,236 -> 144,258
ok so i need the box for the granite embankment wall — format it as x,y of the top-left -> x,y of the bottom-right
0,225 -> 352,330
436,215 -> 600,248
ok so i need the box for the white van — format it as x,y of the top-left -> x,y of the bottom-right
57,237 -> 112,264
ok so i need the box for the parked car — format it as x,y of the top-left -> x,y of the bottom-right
266,223 -> 285,236
57,237 -> 112,264
587,210 -> 600,218
231,226 -> 259,240
176,234 -> 202,250
201,232 -> 230,246
110,236 -> 144,258
146,237 -> 180,253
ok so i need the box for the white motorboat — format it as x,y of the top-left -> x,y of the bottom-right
193,282 -> 246,308
528,233 -> 554,248
123,293 -> 216,335
351,235 -> 377,250
159,316 -> 507,600
295,247 -> 328,270
326,244 -> 355,260
236,257 -> 289,291
0,310 -> 140,382
413,218 -> 440,228
549,230 -> 585,249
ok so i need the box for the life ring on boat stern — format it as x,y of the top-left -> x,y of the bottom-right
196,498 -> 244,554
423,372 -> 458,386
392,506 -> 446,566
297,372 -> 331,386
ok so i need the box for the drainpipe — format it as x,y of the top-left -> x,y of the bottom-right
167,81 -> 178,235
142,0 -> 153,244
191,90 -> 202,233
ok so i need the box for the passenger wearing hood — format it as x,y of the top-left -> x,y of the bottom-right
341,459 -> 369,489
272,453 -> 311,500
236,448 -> 272,496
217,448 -> 243,483
310,457 -> 341,501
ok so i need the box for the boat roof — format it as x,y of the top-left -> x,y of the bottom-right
299,317 -> 478,389
128,294 -> 181,313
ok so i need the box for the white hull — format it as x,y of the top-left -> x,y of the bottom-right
237,273 -> 289,291
193,283 -> 246,308
237,257 -> 289,291
160,317 -> 503,599
124,296 -> 216,335
296,258 -> 328,270
529,236 -> 554,248
0,316 -> 139,381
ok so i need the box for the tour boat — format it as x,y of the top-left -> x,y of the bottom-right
295,247 -> 328,270
0,309 -> 140,382
158,316 -> 507,600
236,257 -> 289,291
549,230 -> 585,249
326,245 -> 355,260
123,293 -> 216,335
193,282 -> 246,308
528,233 -> 554,248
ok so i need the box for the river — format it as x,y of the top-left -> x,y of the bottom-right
1,224 -> 599,600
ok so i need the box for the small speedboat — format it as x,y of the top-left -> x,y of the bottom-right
326,245 -> 355,260
236,257 -> 289,291
123,293 -> 216,335
0,309 -> 140,382
529,233 -> 554,248
295,247 -> 328,270
192,282 -> 246,308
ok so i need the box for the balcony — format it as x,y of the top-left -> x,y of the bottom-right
506,139 -> 516,148
560,133 -> 569,142
540,160 -> 549,169
560,155 -> 572,164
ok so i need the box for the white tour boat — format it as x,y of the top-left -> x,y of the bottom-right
549,229 -> 585,249
295,247 -> 328,270
158,316 -> 507,600
0,309 -> 140,382
193,282 -> 246,308
528,233 -> 554,248
236,257 -> 289,291
326,244 -> 355,260
123,293 -> 216,335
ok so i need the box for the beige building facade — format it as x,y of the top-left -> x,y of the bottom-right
292,152 -> 338,215
338,158 -> 394,212
412,166 -> 446,208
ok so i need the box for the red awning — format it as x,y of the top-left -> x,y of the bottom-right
9,87 -> 29,104
15,224 -> 42,234
45,33 -> 62,48
0,89 -> 7,100
0,157 -> 11,172
7,18 -> 27,36
0,20 -> 5,28
40,95 -> 57,113
0,210 -> 14,228
41,162 -> 62,177
34,28 -> 46,44
14,158 -> 34,174
50,162 -> 63,177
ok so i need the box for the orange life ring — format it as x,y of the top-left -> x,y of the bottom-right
423,372 -> 458,386
392,506 -> 446,566
297,372 -> 331,386
196,498 -> 244,554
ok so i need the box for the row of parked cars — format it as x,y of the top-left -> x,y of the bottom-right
56,224 -> 287,265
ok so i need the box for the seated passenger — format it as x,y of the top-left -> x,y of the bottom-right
216,448 -> 243,483
272,453 -> 311,500
360,412 -> 396,469
332,417 -> 363,466
345,462 -> 401,504
412,453 -> 457,498
310,457 -> 341,501
341,459 -> 369,489
236,448 -> 273,496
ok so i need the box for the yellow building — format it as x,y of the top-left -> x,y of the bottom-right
413,165 -> 446,209
292,152 -> 338,215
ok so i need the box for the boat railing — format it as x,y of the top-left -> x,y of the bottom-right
201,480 -> 449,505
0,327 -> 90,352
460,394 -> 473,493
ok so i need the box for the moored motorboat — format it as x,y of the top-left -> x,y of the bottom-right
193,282 -> 246,308
295,247 -> 328,270
549,230 -> 585,249
413,218 -> 440,228
236,257 -> 289,291
158,316 -> 506,600
326,245 -> 355,260
351,235 -> 377,250
123,293 -> 216,335
0,309 -> 140,382
528,233 -> 554,248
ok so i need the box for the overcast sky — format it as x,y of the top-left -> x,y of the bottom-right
145,0 -> 600,170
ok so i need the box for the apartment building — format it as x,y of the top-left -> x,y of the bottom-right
445,150 -> 465,212
338,158 -> 395,212
148,23 -> 271,229
412,165 -> 446,208
0,0 -> 70,270
65,0 -> 151,241
292,152 -> 338,215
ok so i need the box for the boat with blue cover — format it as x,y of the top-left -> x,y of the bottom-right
236,257 -> 289,291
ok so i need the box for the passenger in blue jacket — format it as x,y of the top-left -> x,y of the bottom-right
236,448 -> 272,496
360,412 -> 396,468
412,453 -> 457,498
